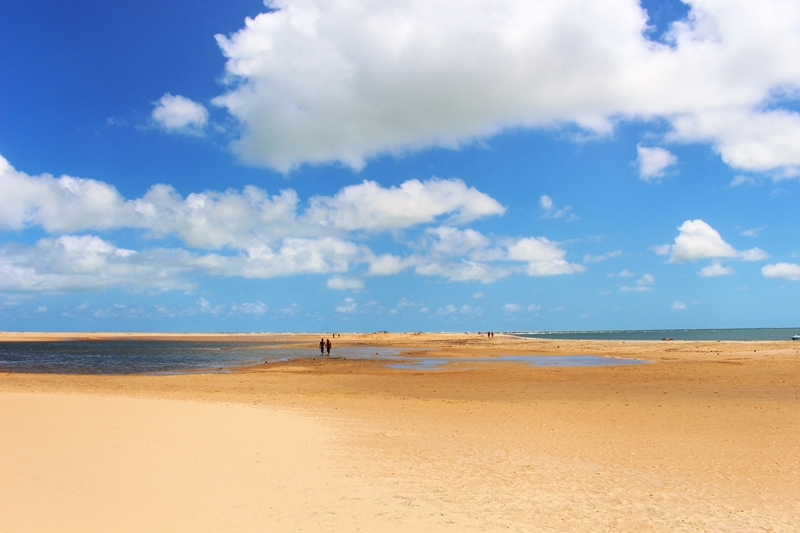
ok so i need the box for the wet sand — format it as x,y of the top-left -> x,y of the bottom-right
1,332 -> 799,531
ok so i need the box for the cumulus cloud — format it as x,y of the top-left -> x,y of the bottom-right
672,301 -> 687,310
326,275 -> 365,291
740,227 -> 764,237
539,195 -> 577,221
0,235 -> 195,292
652,244 -> 671,256
621,273 -> 654,292
636,145 -> 677,182
208,0 -> 800,175
229,301 -> 269,316
730,175 -> 757,187
762,262 -> 800,280
584,250 -> 622,263
507,236 -> 586,277
699,262 -> 735,277
196,237 -> 364,278
0,157 -> 502,250
366,254 -> 409,276
662,220 -> 768,263
424,226 -> 493,257
414,260 -> 512,284
306,178 -> 504,231
437,304 -> 481,316
335,298 -> 358,313
0,153 -> 584,291
152,93 -> 209,132
503,303 -> 520,312
0,155 -> 135,233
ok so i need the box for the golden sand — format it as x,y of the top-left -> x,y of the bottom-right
1,332 -> 799,531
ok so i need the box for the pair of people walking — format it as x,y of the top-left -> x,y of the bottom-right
319,337 -> 332,356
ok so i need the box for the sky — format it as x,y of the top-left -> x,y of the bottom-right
1,0 -> 799,332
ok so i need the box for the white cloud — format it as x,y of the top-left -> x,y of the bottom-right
523,260 -> 585,277
539,195 -> 577,221
618,269 -> 636,277
335,298 -> 358,313
507,236 -> 585,277
503,303 -> 520,312
507,237 -> 570,262
636,145 -> 677,182
672,301 -> 687,310
621,273 -> 654,292
699,262 -> 735,277
395,297 -> 415,308
197,237 -> 364,278
737,248 -> 770,262
326,275 -> 365,291
669,220 -> 736,263
230,301 -> 269,316
0,155 -> 136,233
665,219 -> 768,263
152,93 -> 208,132
730,175 -> 757,187
306,178 -> 504,231
209,0 -> 800,175
527,304 -> 541,312
762,262 -> 800,281
0,153 -> 586,291
0,235 -> 195,292
740,227 -> 763,237
0,157 -> 502,250
668,109 -> 800,175
414,260 -> 512,284
424,226 -> 494,258
652,244 -> 671,256
366,254 -> 408,276
472,291 -> 484,299
437,304 -> 481,316
584,250 -> 621,263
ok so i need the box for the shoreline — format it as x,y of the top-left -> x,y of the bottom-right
2,331 -> 799,365
2,333 -> 799,531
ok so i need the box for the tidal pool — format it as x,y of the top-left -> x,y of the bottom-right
384,355 -> 648,370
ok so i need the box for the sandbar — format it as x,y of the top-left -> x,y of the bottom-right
1,332 -> 799,531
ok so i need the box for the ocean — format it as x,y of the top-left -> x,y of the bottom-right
511,327 -> 800,341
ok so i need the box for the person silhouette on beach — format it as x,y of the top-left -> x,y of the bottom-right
326,338 -> 331,355
319,338 -> 325,355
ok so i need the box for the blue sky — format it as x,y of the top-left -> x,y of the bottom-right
1,0 -> 798,332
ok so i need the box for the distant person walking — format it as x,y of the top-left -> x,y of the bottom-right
326,338 -> 332,355
319,338 -> 325,355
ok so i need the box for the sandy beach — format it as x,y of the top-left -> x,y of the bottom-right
1,332 -> 799,532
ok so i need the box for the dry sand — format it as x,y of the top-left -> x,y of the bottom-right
1,332 -> 799,532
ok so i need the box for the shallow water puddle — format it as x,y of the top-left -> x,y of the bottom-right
383,355 -> 649,370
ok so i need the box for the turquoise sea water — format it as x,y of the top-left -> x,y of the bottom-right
511,328 -> 800,341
